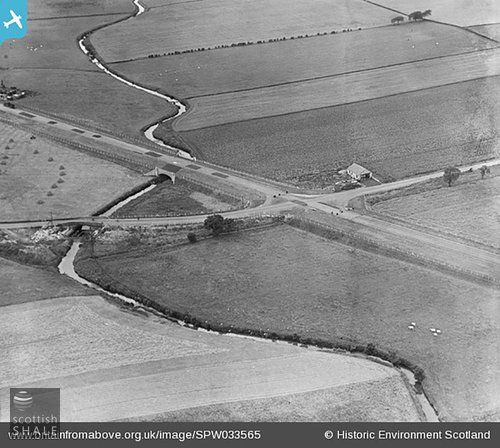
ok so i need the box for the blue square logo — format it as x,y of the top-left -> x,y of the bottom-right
0,0 -> 28,45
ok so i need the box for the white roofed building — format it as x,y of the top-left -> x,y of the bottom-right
347,163 -> 372,181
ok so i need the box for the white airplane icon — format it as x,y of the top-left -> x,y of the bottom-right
3,10 -> 23,30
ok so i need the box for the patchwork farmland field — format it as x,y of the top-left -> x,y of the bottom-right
374,0 -> 500,26
368,169 -> 500,249
172,48 -> 500,131
0,296 -> 420,422
178,77 -> 500,184
111,21 -> 494,99
76,225 -> 500,421
91,0 -> 394,62
0,121 -> 144,221
125,377 -> 420,422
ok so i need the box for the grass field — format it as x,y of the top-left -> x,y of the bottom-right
0,257 -> 92,306
111,21 -> 494,99
367,168 -> 500,249
91,0 -> 394,62
374,0 -> 500,26
0,296 -> 419,422
111,179 -> 239,218
0,121 -> 144,220
76,225 -> 500,421
177,76 -> 500,184
172,48 -> 500,131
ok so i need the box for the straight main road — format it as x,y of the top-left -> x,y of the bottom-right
1,103 -> 499,284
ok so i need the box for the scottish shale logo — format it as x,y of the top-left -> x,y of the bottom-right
10,388 -> 60,439
0,0 -> 27,45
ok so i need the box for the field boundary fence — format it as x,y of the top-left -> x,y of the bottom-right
290,215 -> 498,287
17,104 -> 163,150
0,115 -> 160,171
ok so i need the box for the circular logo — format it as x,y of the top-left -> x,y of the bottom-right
13,390 -> 33,411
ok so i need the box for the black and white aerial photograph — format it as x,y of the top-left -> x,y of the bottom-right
0,0 -> 499,444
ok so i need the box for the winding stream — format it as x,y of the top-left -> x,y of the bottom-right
78,0 -> 188,153
68,0 -> 440,422
99,183 -> 157,217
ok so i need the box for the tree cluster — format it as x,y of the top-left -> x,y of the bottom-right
204,214 -> 236,236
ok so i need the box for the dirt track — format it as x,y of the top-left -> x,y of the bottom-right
0,296 -> 421,422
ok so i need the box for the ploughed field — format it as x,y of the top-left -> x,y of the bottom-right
367,168 -> 500,249
76,225 -> 500,421
0,121 -> 144,220
373,0 -> 500,27
0,0 -> 175,139
0,295 -> 420,422
91,0 -> 394,62
171,48 -> 500,131
179,77 -> 500,184
102,3 -> 499,184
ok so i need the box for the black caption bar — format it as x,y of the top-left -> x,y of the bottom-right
1,423 -> 498,447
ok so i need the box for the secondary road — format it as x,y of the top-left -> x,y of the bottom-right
1,104 -> 499,283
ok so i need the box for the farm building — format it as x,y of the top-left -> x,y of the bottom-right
347,163 -> 372,180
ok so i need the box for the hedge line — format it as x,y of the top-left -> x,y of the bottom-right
91,179 -> 156,217
74,242 -> 425,388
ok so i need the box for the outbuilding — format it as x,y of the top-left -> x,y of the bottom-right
347,163 -> 372,181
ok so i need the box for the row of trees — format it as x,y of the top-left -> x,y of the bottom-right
391,9 -> 431,24
443,165 -> 491,187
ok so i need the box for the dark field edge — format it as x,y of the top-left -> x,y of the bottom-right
90,180 -> 156,217
107,23 -> 398,65
73,235 -> 429,408
114,370 -> 426,422
351,193 -> 500,256
469,22 -> 500,28
287,216 -> 500,288
174,73 -> 500,133
183,47 -> 499,101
